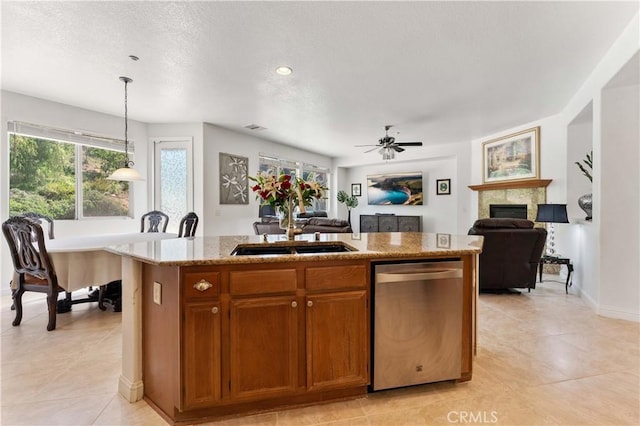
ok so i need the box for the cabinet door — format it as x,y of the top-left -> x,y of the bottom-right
230,296 -> 298,401
360,215 -> 378,232
398,216 -> 421,232
306,290 -> 368,391
378,216 -> 398,232
183,302 -> 221,409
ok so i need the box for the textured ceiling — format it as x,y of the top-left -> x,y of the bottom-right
2,1 -> 638,161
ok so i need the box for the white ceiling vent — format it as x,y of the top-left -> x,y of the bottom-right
244,124 -> 267,131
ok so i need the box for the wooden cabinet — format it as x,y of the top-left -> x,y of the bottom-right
142,260 -> 370,423
306,291 -> 368,391
359,214 -> 422,232
229,296 -> 298,400
183,301 -> 221,408
305,264 -> 368,391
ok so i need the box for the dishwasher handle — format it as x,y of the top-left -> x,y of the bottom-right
376,268 -> 462,283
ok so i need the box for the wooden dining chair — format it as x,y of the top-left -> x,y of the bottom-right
8,212 -> 55,311
20,212 -> 55,240
178,212 -> 199,237
140,210 -> 169,233
2,216 -> 65,331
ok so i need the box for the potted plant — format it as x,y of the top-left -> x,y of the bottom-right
337,190 -> 358,226
574,151 -> 592,220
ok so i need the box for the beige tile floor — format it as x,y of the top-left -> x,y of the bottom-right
1,278 -> 639,425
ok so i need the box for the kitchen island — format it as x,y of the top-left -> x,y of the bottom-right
107,232 -> 483,425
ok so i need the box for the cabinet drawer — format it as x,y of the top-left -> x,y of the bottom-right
184,272 -> 220,300
230,269 -> 297,296
398,216 -> 421,232
360,215 -> 378,232
306,264 -> 367,291
378,216 -> 398,232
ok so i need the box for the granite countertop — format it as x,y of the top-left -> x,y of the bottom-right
105,232 -> 484,266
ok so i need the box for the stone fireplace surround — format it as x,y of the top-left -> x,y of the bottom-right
469,179 -> 552,222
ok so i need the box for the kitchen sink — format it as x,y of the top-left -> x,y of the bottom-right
231,242 -> 356,256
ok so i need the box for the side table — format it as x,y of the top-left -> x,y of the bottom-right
538,255 -> 574,294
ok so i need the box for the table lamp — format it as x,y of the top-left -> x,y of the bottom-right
535,204 -> 569,257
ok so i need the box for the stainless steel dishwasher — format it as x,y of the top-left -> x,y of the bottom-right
372,260 -> 463,391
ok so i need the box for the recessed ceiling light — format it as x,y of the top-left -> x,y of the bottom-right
275,66 -> 293,76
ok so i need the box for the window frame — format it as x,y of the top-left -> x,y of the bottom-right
257,153 -> 330,213
8,125 -> 134,220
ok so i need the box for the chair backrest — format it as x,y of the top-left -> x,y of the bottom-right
468,218 -> 547,290
2,216 -> 56,281
19,212 -> 55,239
140,210 -> 169,233
178,212 -> 199,237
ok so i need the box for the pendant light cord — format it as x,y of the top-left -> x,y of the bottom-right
120,76 -> 134,167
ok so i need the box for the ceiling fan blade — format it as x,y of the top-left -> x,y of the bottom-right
354,144 -> 379,147
364,146 -> 380,153
392,145 -> 405,152
395,142 -> 423,147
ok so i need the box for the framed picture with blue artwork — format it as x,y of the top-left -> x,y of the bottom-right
436,179 -> 451,195
366,172 -> 423,205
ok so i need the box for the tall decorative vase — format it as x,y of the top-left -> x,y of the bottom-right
578,193 -> 592,221
277,196 -> 298,240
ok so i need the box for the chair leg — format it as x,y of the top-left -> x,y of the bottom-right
10,285 -> 16,311
98,285 -> 107,311
46,293 -> 58,331
12,287 -> 24,327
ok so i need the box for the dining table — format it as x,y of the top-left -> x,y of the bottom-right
47,231 -> 178,292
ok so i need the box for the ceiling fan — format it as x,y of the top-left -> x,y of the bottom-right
356,125 -> 423,160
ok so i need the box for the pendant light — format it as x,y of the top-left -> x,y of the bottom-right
108,76 -> 144,181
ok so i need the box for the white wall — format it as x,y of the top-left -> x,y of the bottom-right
562,13 -> 639,321
567,104 -> 594,221
469,114 -> 569,255
599,75 -> 639,319
201,123 -> 333,236
335,141 -> 472,234
343,157 -> 456,233
1,91 -> 150,289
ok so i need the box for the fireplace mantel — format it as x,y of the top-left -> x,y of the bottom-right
468,179 -> 552,192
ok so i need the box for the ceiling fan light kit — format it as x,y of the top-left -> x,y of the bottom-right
356,125 -> 423,160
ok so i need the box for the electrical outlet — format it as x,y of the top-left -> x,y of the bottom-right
153,281 -> 162,305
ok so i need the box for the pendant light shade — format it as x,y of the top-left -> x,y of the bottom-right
108,76 -> 144,181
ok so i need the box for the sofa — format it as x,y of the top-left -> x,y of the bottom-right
468,218 -> 547,292
253,217 -> 352,235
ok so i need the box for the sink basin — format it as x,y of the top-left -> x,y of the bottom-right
231,242 -> 356,256
294,245 -> 352,254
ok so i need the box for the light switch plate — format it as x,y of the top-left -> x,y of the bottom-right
153,281 -> 162,305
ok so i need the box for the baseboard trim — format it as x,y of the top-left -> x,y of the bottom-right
597,305 -> 640,322
119,375 -> 144,402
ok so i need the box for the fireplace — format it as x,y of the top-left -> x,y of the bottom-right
490,204 -> 528,219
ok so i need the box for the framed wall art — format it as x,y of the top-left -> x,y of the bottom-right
219,152 -> 249,204
436,179 -> 451,195
351,183 -> 361,197
366,172 -> 423,205
482,126 -> 540,184
436,233 -> 451,249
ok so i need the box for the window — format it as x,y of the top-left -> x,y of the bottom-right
258,154 -> 330,212
9,124 -> 132,219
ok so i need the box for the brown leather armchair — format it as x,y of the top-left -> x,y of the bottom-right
468,218 -> 547,292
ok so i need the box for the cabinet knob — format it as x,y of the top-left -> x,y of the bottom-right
193,279 -> 213,292
211,306 -> 219,314
291,301 -> 297,308
307,300 -> 313,307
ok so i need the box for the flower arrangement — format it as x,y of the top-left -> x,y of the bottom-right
249,172 -> 327,213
